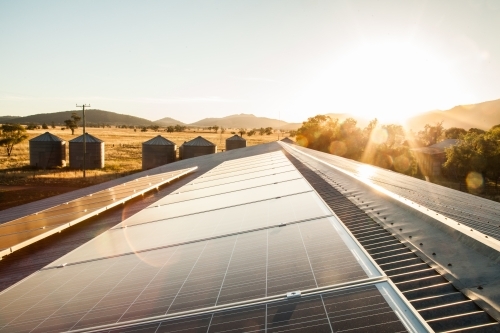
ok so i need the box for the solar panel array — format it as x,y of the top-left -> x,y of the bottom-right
0,151 -> 428,332
0,168 -> 196,258
284,144 -> 500,241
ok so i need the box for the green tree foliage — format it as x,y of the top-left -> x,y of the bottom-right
296,115 -> 417,175
444,128 -> 500,186
26,123 -> 40,130
417,121 -> 444,146
0,124 -> 29,157
64,112 -> 82,135
174,125 -> 186,132
445,127 -> 467,139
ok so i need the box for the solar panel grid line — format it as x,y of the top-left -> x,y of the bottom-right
44,214 -> 334,269
1,171 -> 187,228
203,157 -> 289,174
0,217 -> 382,330
0,167 -> 197,258
67,278 -> 390,333
190,163 -> 293,185
179,169 -> 297,194
154,175 -> 304,207
195,159 -> 290,181
280,142 -> 500,257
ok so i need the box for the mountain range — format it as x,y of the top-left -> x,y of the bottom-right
1,98 -> 499,131
0,110 -> 302,130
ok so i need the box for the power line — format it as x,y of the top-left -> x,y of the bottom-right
76,104 -> 90,178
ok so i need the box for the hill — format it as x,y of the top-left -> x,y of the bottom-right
0,116 -> 20,123
406,99 -> 500,131
3,110 -> 154,127
153,117 -> 186,126
189,113 -> 301,129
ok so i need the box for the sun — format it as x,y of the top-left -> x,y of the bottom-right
292,41 -> 463,124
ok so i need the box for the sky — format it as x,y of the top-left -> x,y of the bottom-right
1,0 -> 499,124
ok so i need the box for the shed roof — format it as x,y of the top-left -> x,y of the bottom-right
281,137 -> 295,144
411,139 -> 460,155
29,132 -> 65,142
226,134 -> 246,141
143,135 -> 175,146
69,133 -> 103,143
182,136 -> 215,146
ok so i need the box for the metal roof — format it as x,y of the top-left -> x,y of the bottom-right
29,132 -> 65,142
181,135 -> 215,146
226,134 -> 246,141
411,139 -> 459,155
1,141 -> 500,332
68,132 -> 103,143
281,137 -> 295,144
142,135 -> 176,146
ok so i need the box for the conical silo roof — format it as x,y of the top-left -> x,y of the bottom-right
143,135 -> 176,146
69,133 -> 103,143
226,135 -> 246,141
182,136 -> 215,146
30,132 -> 65,142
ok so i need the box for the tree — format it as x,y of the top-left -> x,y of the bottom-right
265,127 -> 273,135
220,127 -> 226,134
213,125 -> 219,133
258,127 -> 266,135
141,127 -> 148,132
0,124 -> 29,157
166,126 -> 175,133
26,123 -> 40,130
42,123 -> 49,129
64,120 -> 77,134
64,112 -> 82,135
445,127 -> 466,139
238,128 -> 246,137
51,121 -> 56,129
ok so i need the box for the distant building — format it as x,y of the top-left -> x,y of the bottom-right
142,135 -> 176,170
411,139 -> 459,177
69,133 -> 105,169
281,137 -> 295,144
226,135 -> 246,151
179,136 -> 216,159
29,132 -> 66,168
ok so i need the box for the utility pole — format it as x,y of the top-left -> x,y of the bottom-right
76,104 -> 90,178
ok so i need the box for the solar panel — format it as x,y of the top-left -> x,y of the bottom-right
104,282 -> 425,333
0,167 -> 196,258
0,151 -> 429,333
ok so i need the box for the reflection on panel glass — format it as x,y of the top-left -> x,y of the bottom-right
0,218 -> 375,332
54,192 -> 332,264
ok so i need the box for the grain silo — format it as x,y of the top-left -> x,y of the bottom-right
226,134 -> 246,151
179,136 -> 216,160
29,132 -> 67,168
69,133 -> 105,169
142,135 -> 177,170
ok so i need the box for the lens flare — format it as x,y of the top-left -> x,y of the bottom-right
371,128 -> 388,145
329,141 -> 347,156
394,155 -> 410,173
466,172 -> 484,192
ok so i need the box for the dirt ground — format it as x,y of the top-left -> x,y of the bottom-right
0,127 -> 293,211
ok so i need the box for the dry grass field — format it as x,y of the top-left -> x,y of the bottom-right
0,127 -> 291,210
